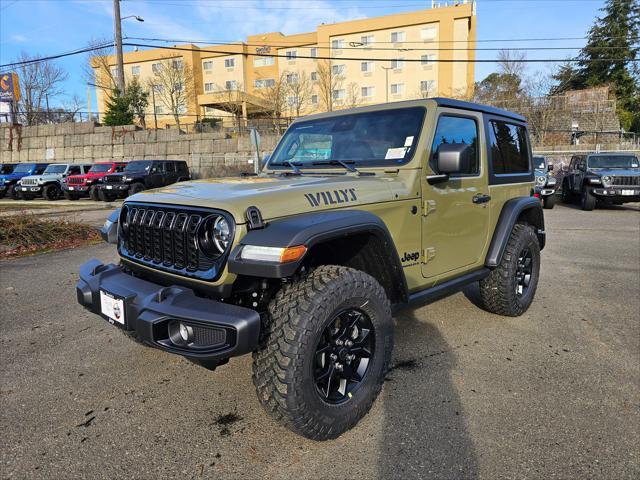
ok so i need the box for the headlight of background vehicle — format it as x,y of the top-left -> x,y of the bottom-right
601,175 -> 612,187
536,175 -> 546,186
199,215 -> 233,257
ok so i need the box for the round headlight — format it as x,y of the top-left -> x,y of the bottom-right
602,175 -> 612,187
536,175 -> 546,186
213,216 -> 231,252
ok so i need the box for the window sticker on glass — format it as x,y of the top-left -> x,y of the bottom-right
385,147 -> 407,160
404,136 -> 414,147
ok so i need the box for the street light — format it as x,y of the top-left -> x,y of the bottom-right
113,0 -> 144,93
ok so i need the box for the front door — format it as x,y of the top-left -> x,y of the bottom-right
421,109 -> 491,279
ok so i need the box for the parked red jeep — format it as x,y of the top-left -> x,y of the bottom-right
63,162 -> 127,200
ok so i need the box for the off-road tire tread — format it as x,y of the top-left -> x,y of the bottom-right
252,265 -> 392,440
43,184 -> 61,201
581,187 -> 596,211
479,223 -> 540,317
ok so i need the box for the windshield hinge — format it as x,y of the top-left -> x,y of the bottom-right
422,247 -> 436,264
422,200 -> 436,216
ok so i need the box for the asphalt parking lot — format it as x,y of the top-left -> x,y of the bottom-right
1,202 -> 639,479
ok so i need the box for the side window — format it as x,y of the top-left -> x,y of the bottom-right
177,162 -> 188,174
431,115 -> 479,175
68,165 -> 81,175
35,165 -> 47,174
164,162 -> 176,173
489,121 -> 530,174
116,164 -> 125,172
150,162 -> 161,174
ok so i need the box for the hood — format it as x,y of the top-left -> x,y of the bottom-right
588,168 -> 640,176
21,173 -> 63,182
126,172 -> 418,223
70,172 -> 107,180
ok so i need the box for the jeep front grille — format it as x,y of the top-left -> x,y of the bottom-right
21,178 -> 37,186
119,203 -> 233,281
611,176 -> 640,187
67,177 -> 85,185
104,175 -> 121,183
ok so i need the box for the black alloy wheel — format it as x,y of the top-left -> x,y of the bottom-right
313,308 -> 375,404
515,248 -> 533,297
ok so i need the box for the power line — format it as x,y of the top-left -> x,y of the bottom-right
0,43 -> 114,69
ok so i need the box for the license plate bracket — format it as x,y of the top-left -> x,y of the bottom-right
100,290 -> 126,328
621,189 -> 635,196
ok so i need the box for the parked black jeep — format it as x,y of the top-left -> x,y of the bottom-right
97,160 -> 190,201
533,156 -> 557,209
561,152 -> 640,210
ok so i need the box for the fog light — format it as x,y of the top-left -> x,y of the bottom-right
168,320 -> 194,346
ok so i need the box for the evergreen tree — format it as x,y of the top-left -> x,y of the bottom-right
552,0 -> 640,131
126,78 -> 150,128
102,88 -> 134,126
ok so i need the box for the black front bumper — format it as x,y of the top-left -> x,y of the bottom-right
76,259 -> 261,368
591,187 -> 640,202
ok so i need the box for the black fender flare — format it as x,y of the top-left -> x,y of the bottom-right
228,210 -> 408,301
485,196 -> 545,267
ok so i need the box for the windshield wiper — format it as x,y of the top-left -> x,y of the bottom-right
311,160 -> 359,174
269,161 -> 303,174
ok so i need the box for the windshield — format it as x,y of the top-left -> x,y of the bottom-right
588,155 -> 639,169
0,164 -> 15,174
268,107 -> 426,169
43,164 -> 67,174
533,156 -> 547,170
89,164 -> 112,173
124,161 -> 151,172
13,164 -> 34,174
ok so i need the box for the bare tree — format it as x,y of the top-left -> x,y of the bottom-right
150,56 -> 195,129
316,60 -> 344,112
258,72 -> 288,130
84,39 -> 117,92
497,49 -> 527,79
345,82 -> 362,109
14,52 -> 68,125
60,94 -> 85,122
216,81 -> 245,130
284,71 -> 313,117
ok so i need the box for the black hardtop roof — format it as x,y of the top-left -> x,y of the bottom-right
432,98 -> 526,123
586,152 -> 638,157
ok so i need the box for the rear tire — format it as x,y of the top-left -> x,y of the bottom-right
8,185 -> 19,200
479,223 -> 540,317
43,183 -> 62,201
580,187 -> 596,211
542,194 -> 556,209
253,265 -> 393,440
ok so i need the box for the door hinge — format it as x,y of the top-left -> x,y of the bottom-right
422,247 -> 436,263
422,199 -> 436,216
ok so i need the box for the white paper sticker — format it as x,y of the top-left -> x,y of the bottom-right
385,147 -> 407,160
404,136 -> 414,147
632,163 -> 639,168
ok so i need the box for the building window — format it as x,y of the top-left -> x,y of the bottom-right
254,56 -> 274,67
154,105 -> 163,114
224,58 -> 235,68
333,89 -> 345,101
286,73 -> 298,84
310,47 -> 318,58
310,71 -> 318,81
110,67 -> 119,78
152,63 -> 162,73
286,95 -> 297,107
203,60 -> 213,70
391,31 -> 405,43
171,59 -> 183,70
361,35 -> 374,46
204,106 -> 216,114
311,94 -> 318,105
225,80 -> 238,90
361,61 -> 374,73
431,116 -> 479,175
178,104 -> 187,114
286,50 -> 297,60
421,26 -> 438,41
254,78 -> 275,88
174,82 -> 183,92
331,39 -> 345,49
361,86 -> 374,98
391,58 -> 405,70
332,64 -> 345,75
420,80 -> 436,94
390,83 -> 404,95
421,54 -> 437,66
131,65 -> 140,76
204,83 -> 215,92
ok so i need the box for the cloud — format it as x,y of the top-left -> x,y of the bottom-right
10,34 -> 27,43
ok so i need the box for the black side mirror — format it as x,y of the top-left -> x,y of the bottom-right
548,164 -> 554,172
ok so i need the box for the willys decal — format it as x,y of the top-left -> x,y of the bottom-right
304,188 -> 357,207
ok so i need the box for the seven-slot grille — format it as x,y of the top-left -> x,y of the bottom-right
611,176 -> 640,187
104,175 -> 123,183
121,205 -> 221,275
67,177 -> 85,185
21,178 -> 38,186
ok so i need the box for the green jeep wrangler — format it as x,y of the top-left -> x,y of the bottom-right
77,99 -> 545,440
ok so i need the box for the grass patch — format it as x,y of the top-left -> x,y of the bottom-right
0,215 -> 101,258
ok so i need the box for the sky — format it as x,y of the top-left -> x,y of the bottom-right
0,0 -> 609,112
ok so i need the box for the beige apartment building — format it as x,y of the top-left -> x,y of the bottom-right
94,1 -> 476,127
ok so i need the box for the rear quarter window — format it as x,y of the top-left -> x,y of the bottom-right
489,121 -> 530,174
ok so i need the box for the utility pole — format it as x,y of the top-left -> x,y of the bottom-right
113,0 -> 125,93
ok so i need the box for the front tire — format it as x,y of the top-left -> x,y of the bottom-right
43,183 -> 62,201
479,223 -> 541,317
561,180 -> 573,204
253,265 -> 393,440
543,194 -> 556,209
89,186 -> 100,201
128,182 -> 145,196
8,185 -> 19,200
98,190 -> 115,202
580,187 -> 596,211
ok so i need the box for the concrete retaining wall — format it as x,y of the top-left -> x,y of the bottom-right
0,123 -> 280,178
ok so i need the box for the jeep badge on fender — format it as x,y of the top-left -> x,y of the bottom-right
77,98 -> 545,441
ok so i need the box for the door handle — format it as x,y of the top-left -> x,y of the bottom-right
472,193 -> 491,204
